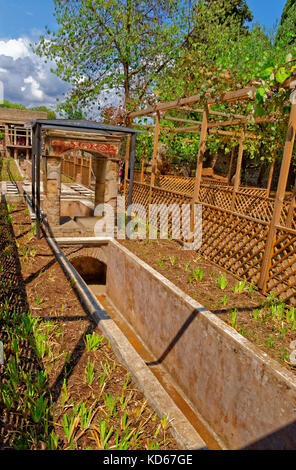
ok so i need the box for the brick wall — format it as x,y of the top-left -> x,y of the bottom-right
0,107 -> 48,123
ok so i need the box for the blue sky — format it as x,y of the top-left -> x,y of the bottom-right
0,0 -> 57,39
0,0 -> 289,109
0,0 -> 287,38
247,0 -> 286,30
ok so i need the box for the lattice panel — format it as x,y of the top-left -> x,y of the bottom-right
199,205 -> 269,285
199,186 -> 233,210
128,183 -> 296,299
266,227 -> 296,302
155,175 -> 195,196
238,187 -> 268,197
125,181 -> 150,211
151,185 -> 192,206
234,193 -> 275,222
150,186 -> 193,241
202,178 -> 228,186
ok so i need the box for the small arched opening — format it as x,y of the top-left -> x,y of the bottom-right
70,256 -> 107,295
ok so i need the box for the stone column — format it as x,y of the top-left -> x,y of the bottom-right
43,155 -> 61,227
104,160 -> 118,211
94,157 -> 107,208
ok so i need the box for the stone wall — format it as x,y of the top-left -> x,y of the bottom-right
0,108 -> 47,123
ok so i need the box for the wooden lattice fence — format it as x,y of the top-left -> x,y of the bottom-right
127,181 -> 296,302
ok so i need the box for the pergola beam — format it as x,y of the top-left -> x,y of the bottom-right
129,87 -> 256,119
174,106 -> 246,120
163,116 -> 202,125
207,115 -> 276,128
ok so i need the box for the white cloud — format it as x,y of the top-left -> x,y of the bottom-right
0,38 -> 31,60
24,76 -> 44,101
0,36 -> 69,109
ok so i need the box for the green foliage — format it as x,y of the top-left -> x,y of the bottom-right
276,0 -> 296,45
0,100 -> 55,118
217,273 -> 228,290
0,99 -> 26,110
84,332 -> 105,351
30,105 -> 56,119
34,0 -> 190,120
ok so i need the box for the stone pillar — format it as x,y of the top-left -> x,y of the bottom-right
43,155 -> 61,227
94,157 -> 107,207
104,160 -> 118,211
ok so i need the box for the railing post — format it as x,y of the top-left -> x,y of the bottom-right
190,104 -> 209,233
149,111 -> 160,205
259,103 -> 296,292
141,142 -> 146,183
227,146 -> 236,185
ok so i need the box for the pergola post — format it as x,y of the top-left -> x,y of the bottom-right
266,152 -> 276,197
193,105 -> 209,204
190,104 -> 209,233
259,103 -> 296,292
127,133 -> 137,239
141,141 -> 146,183
231,126 -> 245,211
149,111 -> 160,204
227,146 -> 236,185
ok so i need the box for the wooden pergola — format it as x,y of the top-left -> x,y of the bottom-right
127,85 -> 296,292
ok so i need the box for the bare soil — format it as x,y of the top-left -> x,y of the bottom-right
0,202 -> 178,450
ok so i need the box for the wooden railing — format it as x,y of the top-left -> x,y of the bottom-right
127,180 -> 296,302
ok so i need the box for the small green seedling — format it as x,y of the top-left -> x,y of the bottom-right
231,308 -> 237,328
234,280 -> 246,294
217,273 -> 228,290
185,263 -> 190,272
85,358 -> 95,386
84,333 -> 105,351
219,295 -> 229,306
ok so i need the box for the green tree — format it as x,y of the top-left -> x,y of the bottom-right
275,0 -> 296,45
0,100 -> 26,110
193,0 -> 253,33
34,0 -> 190,123
30,105 -> 56,119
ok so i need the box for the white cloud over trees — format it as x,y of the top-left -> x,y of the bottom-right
0,37 -> 69,108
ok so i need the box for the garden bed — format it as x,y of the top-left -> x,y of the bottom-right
0,201 -> 178,450
120,239 -> 296,374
